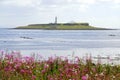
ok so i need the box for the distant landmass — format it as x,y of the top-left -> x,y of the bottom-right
15,23 -> 110,30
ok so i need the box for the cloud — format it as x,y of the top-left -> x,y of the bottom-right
98,0 -> 120,3
0,0 -> 119,13
0,0 -> 119,10
41,0 -> 67,5
1,0 -> 120,7
0,0 -> 120,28
77,0 -> 96,4
111,4 -> 120,9
0,0 -> 41,7
98,0 -> 112,2
114,0 -> 120,4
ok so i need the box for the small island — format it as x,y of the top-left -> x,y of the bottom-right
15,23 -> 110,30
15,17 -> 110,30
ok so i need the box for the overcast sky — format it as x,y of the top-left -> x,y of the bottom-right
0,0 -> 120,28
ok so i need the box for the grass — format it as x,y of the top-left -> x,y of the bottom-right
16,25 -> 108,30
16,26 -> 51,29
0,50 -> 120,80
56,25 -> 104,30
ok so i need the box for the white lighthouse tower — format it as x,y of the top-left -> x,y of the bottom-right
55,16 -> 57,24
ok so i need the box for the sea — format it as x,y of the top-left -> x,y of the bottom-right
0,28 -> 120,64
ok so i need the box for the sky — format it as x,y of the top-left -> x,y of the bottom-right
0,0 -> 120,28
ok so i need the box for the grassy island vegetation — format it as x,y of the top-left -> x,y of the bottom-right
0,51 -> 120,80
15,23 -> 109,30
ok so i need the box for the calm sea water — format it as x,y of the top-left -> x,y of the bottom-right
0,28 -> 120,50
1,28 -> 120,64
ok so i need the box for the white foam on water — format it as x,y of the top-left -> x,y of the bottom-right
19,48 -> 120,65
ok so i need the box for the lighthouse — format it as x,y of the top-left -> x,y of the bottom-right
55,16 -> 57,24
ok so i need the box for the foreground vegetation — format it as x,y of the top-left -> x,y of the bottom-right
0,51 -> 120,80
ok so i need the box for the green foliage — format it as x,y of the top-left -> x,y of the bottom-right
16,24 -> 107,30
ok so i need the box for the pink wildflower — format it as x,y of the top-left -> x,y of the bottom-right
41,69 -> 46,74
32,75 -> 36,80
82,76 -> 87,80
20,69 -> 25,74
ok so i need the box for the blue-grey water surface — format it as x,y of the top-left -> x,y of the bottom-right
1,28 -> 120,64
0,28 -> 120,50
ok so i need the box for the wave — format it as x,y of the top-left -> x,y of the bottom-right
0,38 -> 120,43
